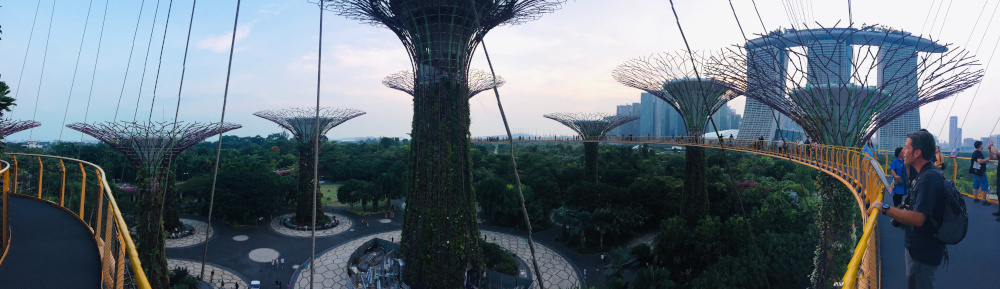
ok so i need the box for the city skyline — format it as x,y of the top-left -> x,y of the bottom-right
2,1 -> 1000,143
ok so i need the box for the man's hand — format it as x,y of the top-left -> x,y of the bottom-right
872,201 -> 883,212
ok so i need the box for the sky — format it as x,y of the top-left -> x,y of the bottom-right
1,0 -> 998,143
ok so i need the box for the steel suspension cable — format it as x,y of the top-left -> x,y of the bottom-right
466,1 -> 546,288
58,0 -> 96,141
10,0 -> 43,120
28,0 -> 58,140
200,0 -> 241,280
925,0 -> 992,127
938,2 -> 1000,136
146,0 -> 175,123
112,0 -> 149,122
676,1 -> 771,288
309,2 -> 326,288
80,0 -> 109,143
132,0 -> 164,122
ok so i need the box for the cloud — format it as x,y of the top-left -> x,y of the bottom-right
197,27 -> 251,53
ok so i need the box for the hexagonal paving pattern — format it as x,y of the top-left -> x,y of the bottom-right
168,258 -> 248,289
292,230 -> 579,289
269,213 -> 352,238
165,218 -> 214,248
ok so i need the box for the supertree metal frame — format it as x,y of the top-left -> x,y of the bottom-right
253,107 -> 365,225
327,1 -> 565,287
383,68 -> 506,98
613,51 -> 740,136
709,24 -> 983,288
710,25 -> 983,148
543,112 -> 638,183
66,121 -> 241,288
613,51 -> 740,223
0,119 -> 41,139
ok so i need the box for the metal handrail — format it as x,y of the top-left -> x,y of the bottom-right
4,153 -> 150,289
0,161 -> 11,265
472,135 -> 884,288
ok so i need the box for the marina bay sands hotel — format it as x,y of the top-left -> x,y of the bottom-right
738,27 -> 946,149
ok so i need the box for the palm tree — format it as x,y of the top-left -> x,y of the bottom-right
592,209 -> 615,249
603,247 -> 637,281
0,80 -> 16,116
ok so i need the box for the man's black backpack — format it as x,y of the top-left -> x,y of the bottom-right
920,170 -> 969,245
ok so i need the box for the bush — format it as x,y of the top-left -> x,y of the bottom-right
480,242 -> 518,276
169,267 -> 200,289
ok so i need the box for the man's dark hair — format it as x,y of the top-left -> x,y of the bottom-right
908,130 -> 937,161
895,147 -> 903,158
975,140 -> 983,149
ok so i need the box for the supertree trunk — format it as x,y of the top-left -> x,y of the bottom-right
161,172 -> 184,232
402,78 -> 483,289
135,167 -> 169,289
294,142 -> 328,225
810,174 -> 859,289
682,145 -> 708,223
584,142 -> 598,183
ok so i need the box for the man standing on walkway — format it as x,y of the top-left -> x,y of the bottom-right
986,140 -> 1000,219
280,258 -> 284,269
970,141 -> 990,205
873,130 -> 946,289
890,147 -> 909,207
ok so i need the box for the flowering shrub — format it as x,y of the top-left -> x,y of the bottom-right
275,170 -> 291,176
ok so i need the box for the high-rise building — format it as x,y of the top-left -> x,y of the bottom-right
610,102 -> 641,136
949,116 -> 960,148
964,137 -> 975,148
876,43 -> 920,150
639,92 -> 684,137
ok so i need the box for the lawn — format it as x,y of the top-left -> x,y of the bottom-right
319,184 -> 352,207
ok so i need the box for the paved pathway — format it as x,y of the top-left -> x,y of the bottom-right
166,218 -> 215,248
626,232 -> 656,249
269,213 -> 352,238
168,258 -> 249,289
291,230 -> 580,289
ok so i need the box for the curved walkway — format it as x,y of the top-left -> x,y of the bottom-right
0,194 -> 100,288
168,258 -> 249,289
291,230 -> 579,289
269,213 -> 352,238
166,218 -> 215,248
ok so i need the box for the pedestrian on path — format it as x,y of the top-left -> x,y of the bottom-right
280,258 -> 285,269
600,254 -> 605,265
890,147 -> 909,207
872,130 -> 946,289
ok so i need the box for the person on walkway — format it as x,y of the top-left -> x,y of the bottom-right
873,130 -> 946,289
863,139 -> 876,161
600,254 -> 606,265
970,140 -> 990,205
934,146 -> 946,170
987,140 -> 1000,219
777,138 -> 785,154
280,258 -> 285,269
890,147 -> 909,207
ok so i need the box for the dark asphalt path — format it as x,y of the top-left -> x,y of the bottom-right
0,195 -> 101,289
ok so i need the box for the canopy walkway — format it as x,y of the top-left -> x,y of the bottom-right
0,154 -> 150,289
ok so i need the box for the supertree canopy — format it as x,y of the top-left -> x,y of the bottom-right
613,51 -> 740,136
0,119 -> 41,139
710,25 -> 983,148
544,112 -> 638,183
67,121 -> 241,289
253,107 -> 365,225
329,1 -> 565,287
613,51 -> 740,223
383,68 -> 506,98
708,24 -> 983,288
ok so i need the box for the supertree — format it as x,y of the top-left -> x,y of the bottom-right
613,51 -> 739,222
383,68 -> 506,98
543,112 -> 639,183
327,1 -> 565,287
709,24 -> 982,288
0,119 -> 41,138
67,121 -> 242,289
253,107 -> 364,225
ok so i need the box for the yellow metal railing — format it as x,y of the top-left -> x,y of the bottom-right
0,160 -> 10,265
473,135 -> 886,288
4,153 -> 150,289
